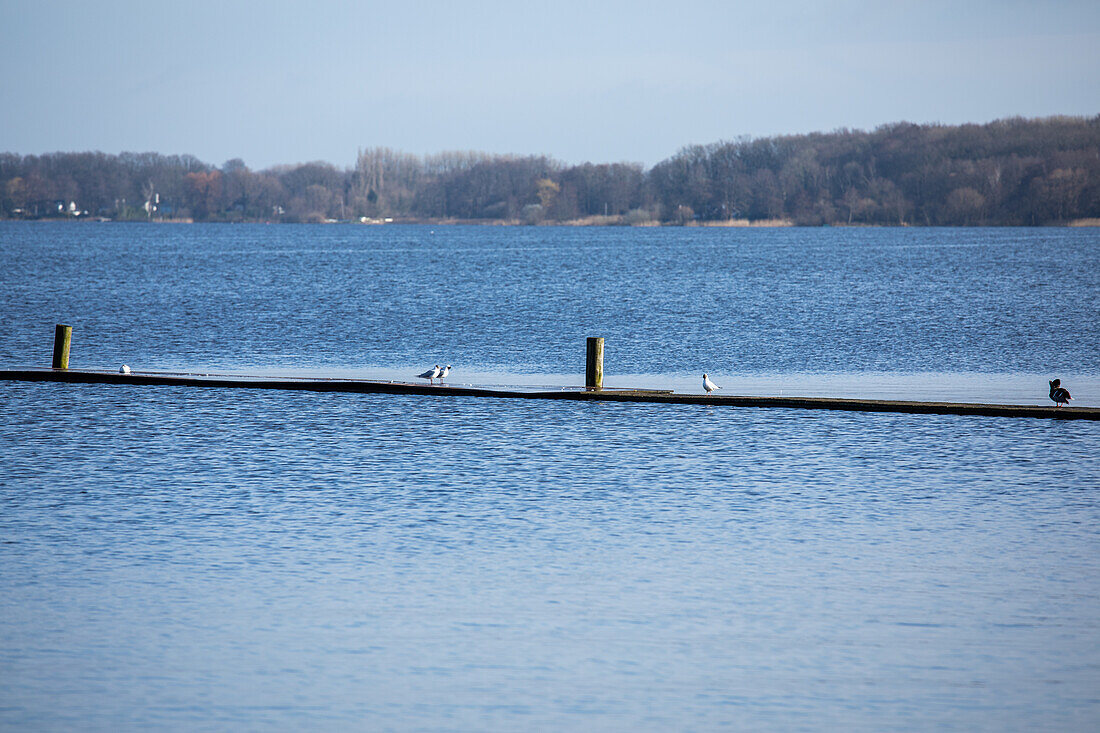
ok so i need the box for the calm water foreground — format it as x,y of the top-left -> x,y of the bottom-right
1,223 -> 1098,730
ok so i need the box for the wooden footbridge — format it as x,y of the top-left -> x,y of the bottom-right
2,329 -> 1096,421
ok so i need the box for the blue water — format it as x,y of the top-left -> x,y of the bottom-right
1,223 -> 1099,730
2,223 -> 1097,377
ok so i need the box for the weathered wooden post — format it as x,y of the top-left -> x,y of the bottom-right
585,337 -> 604,391
52,324 -> 72,369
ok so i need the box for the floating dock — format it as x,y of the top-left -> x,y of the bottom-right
2,368 -> 1097,421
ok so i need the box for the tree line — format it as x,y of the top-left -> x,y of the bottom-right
1,115 -> 1097,225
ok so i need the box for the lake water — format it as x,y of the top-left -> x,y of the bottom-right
1,222 -> 1098,730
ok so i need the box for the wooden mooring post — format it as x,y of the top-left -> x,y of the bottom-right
52,324 -> 72,369
586,337 -> 604,391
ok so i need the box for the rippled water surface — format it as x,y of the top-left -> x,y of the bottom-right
1,223 -> 1098,730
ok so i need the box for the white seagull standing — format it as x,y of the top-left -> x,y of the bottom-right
418,364 -> 442,385
438,365 -> 452,383
702,373 -> 720,394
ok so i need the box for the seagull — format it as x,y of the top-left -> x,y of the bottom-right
703,373 -> 720,394
418,364 -> 442,385
1049,379 -> 1072,407
438,365 -> 452,383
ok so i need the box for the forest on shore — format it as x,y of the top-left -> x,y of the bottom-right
1,115 -> 1098,226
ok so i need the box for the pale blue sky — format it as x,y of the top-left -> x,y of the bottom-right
2,0 -> 1098,170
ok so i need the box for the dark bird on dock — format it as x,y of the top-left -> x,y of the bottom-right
418,365 -> 442,385
1049,379 -> 1072,406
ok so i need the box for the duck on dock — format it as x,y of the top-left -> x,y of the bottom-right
1049,379 -> 1072,407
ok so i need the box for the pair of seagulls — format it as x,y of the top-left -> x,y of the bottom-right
418,364 -> 452,385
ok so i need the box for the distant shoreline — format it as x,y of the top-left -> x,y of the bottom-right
4,117 -> 1098,227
